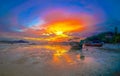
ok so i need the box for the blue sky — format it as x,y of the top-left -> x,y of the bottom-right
0,0 -> 120,36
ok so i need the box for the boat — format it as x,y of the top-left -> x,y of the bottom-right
69,41 -> 80,47
84,41 -> 103,47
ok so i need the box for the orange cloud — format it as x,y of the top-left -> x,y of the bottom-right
21,9 -> 100,42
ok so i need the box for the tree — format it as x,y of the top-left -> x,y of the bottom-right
115,26 -> 118,36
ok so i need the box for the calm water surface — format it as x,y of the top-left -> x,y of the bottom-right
0,44 -> 120,76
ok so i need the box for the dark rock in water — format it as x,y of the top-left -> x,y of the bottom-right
80,55 -> 85,60
69,41 -> 80,47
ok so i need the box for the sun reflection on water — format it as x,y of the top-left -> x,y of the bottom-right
25,44 -> 94,66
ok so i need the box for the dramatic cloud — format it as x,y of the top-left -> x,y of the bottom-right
0,0 -> 120,40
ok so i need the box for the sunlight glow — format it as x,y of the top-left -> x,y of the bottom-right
55,31 -> 63,35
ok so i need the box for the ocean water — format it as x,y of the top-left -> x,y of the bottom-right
0,44 -> 120,76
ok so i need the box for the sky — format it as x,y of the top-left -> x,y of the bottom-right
0,0 -> 120,40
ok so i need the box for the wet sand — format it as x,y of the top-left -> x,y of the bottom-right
0,44 -> 120,76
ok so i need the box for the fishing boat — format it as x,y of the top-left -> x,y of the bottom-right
84,41 -> 103,47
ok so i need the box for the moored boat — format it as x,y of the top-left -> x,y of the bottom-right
84,41 -> 103,47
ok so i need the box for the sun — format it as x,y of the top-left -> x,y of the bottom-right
55,31 -> 63,35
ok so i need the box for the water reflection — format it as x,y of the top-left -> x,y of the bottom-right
44,45 -> 75,64
26,44 -> 88,65
1,44 -> 120,76
69,45 -> 85,60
